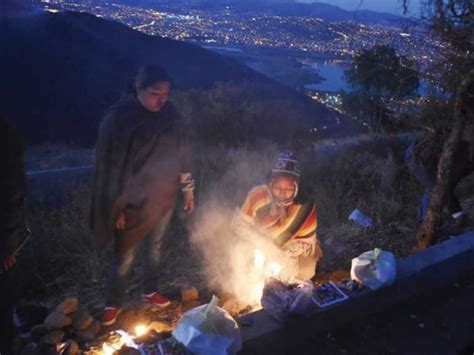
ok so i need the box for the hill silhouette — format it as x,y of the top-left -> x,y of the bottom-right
0,11 -> 363,146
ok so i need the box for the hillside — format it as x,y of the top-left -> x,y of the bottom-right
114,0 -> 402,25
0,11 -> 363,145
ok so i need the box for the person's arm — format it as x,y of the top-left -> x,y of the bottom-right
230,186 -> 267,242
90,110 -> 134,241
291,204 -> 323,258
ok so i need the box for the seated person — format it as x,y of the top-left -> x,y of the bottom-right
231,151 -> 322,280
405,130 -> 474,225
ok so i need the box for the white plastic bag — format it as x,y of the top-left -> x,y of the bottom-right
172,296 -> 242,355
350,248 -> 396,290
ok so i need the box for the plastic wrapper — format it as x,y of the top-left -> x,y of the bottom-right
350,248 -> 396,290
261,278 -> 313,321
172,296 -> 242,355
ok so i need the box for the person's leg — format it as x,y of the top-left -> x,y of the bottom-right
297,254 -> 318,280
104,246 -> 138,308
142,208 -> 174,295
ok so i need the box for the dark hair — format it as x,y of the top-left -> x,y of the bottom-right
135,64 -> 170,89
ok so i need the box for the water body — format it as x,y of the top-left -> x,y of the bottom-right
202,45 -> 243,53
302,59 -> 351,93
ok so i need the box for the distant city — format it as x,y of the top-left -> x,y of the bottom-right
40,1 -> 447,65
39,0 -> 448,112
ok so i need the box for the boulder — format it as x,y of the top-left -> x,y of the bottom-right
62,340 -> 80,355
56,297 -> 79,315
117,346 -> 140,355
44,311 -> 72,330
148,321 -> 173,333
71,308 -> 93,331
76,320 -> 101,342
180,286 -> 199,302
40,330 -> 65,345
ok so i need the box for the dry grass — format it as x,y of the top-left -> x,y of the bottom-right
19,137 -> 473,307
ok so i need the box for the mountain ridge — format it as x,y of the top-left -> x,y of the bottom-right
0,11 -> 364,145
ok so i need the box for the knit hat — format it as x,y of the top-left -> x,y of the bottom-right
270,151 -> 301,206
271,150 -> 301,179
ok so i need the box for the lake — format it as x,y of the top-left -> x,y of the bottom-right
301,59 -> 351,93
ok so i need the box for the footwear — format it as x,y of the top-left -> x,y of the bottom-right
142,292 -> 171,307
101,307 -> 122,326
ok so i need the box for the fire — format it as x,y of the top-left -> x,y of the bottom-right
102,343 -> 115,355
254,249 -> 265,269
135,324 -> 148,337
97,327 -> 143,354
250,249 -> 283,306
269,261 -> 282,277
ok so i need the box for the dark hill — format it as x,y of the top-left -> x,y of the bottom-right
0,11 -> 363,145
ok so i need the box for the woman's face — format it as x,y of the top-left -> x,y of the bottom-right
270,175 -> 297,202
136,81 -> 170,112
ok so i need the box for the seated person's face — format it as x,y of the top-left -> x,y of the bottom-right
270,176 -> 297,202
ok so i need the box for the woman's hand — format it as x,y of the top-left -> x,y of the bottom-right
116,211 -> 126,230
184,197 -> 195,214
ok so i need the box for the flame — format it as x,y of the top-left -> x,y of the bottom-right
254,249 -> 265,269
249,249 -> 284,306
269,261 -> 282,277
135,324 -> 148,337
102,343 -> 115,355
254,281 -> 264,302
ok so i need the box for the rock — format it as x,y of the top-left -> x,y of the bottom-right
180,286 -> 199,302
31,324 -> 49,341
56,297 -> 79,315
44,311 -> 72,330
40,330 -> 65,345
222,299 -> 252,318
76,320 -> 101,342
62,340 -> 79,355
148,321 -> 173,333
20,342 -> 37,355
71,308 -> 93,331
117,346 -> 140,355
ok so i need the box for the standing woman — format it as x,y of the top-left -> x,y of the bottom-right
91,65 -> 195,326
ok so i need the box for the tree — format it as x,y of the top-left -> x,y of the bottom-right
346,45 -> 419,99
400,0 -> 474,248
343,45 -> 419,132
416,69 -> 474,249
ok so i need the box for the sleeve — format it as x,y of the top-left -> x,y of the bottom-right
230,187 -> 266,241
231,208 -> 258,243
240,186 -> 266,220
90,110 -> 134,240
294,204 -> 323,258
